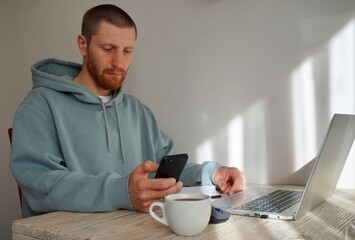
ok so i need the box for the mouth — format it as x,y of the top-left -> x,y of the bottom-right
105,72 -> 124,81
106,69 -> 125,77
107,71 -> 121,75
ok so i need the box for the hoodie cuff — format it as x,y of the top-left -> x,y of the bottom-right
107,175 -> 133,211
200,161 -> 222,186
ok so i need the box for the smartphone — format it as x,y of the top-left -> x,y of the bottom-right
155,153 -> 188,181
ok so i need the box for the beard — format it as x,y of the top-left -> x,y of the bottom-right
86,54 -> 127,92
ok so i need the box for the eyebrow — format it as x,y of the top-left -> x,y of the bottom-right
99,43 -> 134,49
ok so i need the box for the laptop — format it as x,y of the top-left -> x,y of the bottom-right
212,113 -> 355,220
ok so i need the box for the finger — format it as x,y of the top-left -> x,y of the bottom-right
141,181 -> 183,202
140,177 -> 177,191
136,197 -> 166,213
218,181 -> 228,192
132,181 -> 183,212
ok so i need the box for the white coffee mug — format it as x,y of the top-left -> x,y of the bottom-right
149,193 -> 211,236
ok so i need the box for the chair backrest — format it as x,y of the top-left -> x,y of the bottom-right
8,128 -> 12,143
8,128 -> 22,208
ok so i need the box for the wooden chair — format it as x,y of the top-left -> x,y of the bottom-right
8,128 -> 23,208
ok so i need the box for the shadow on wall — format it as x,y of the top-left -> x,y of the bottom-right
195,19 -> 355,188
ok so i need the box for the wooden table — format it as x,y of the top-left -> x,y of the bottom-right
12,188 -> 355,240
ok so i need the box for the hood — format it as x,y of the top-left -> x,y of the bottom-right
31,58 -> 123,104
32,58 -> 125,159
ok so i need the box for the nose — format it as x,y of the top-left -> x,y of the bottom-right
111,51 -> 125,69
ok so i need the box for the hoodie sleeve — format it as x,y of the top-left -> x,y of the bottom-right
10,101 -> 132,217
179,161 -> 222,186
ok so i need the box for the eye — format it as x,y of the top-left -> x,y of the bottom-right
124,48 -> 134,54
103,47 -> 113,52
101,45 -> 114,52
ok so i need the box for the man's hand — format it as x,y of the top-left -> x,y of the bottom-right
128,160 -> 183,212
213,167 -> 246,195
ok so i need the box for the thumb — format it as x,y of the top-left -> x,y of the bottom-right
141,160 -> 159,174
218,181 -> 228,192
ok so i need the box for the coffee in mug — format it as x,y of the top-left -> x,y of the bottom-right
149,193 -> 211,236
173,198 -> 204,201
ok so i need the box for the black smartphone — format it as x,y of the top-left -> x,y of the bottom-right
155,153 -> 188,181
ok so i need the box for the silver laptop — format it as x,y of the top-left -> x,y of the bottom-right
213,113 -> 355,220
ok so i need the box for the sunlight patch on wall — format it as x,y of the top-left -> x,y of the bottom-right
291,58 -> 317,171
329,20 -> 355,115
228,116 -> 244,171
291,19 -> 355,188
195,99 -> 267,183
329,20 -> 355,188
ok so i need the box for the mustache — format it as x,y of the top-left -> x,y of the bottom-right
104,67 -> 126,74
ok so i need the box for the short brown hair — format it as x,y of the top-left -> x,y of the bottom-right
82,4 -> 137,44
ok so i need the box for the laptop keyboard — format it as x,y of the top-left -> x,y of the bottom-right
234,190 -> 303,213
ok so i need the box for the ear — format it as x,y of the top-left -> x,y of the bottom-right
77,34 -> 88,57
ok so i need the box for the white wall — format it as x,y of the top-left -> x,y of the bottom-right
1,0 -> 355,238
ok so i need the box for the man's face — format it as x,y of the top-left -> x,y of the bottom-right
84,21 -> 136,95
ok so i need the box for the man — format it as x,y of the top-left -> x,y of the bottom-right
10,4 -> 245,218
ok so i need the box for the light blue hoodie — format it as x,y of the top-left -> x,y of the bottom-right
10,58 -> 221,217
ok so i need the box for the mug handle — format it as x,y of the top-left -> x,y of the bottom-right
149,202 -> 168,226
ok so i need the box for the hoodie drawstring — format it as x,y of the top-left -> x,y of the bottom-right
114,104 -> 126,162
99,99 -> 125,162
100,100 -> 111,152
